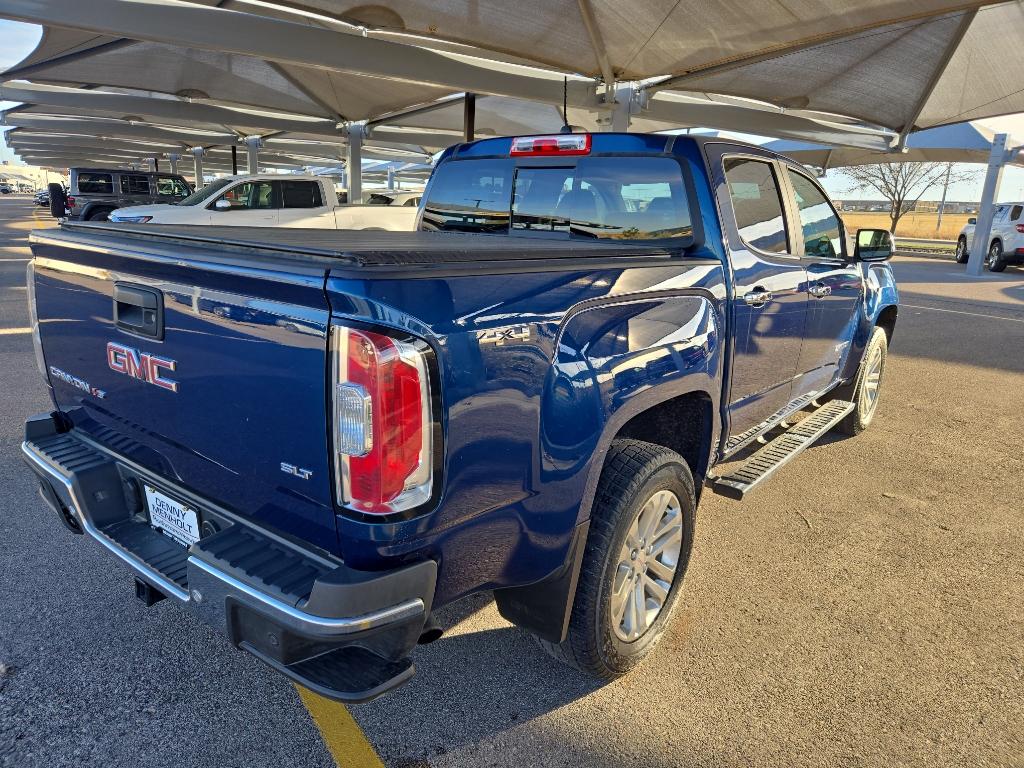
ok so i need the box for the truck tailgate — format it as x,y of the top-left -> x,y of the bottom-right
29,227 -> 339,552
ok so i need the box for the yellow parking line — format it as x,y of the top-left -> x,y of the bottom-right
0,327 -> 32,335
295,685 -> 385,768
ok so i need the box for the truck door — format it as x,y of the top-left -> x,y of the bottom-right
708,147 -> 809,438
206,179 -> 279,226
275,180 -> 328,227
782,167 -> 864,398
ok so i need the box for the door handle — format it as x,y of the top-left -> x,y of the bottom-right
809,282 -> 832,298
743,288 -> 773,307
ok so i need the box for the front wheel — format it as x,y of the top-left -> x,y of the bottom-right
537,439 -> 695,679
955,237 -> 969,264
986,241 -> 1006,272
838,326 -> 888,436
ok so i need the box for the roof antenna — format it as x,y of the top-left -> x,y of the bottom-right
560,77 -> 572,133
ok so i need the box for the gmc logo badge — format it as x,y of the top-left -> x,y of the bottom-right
107,342 -> 179,392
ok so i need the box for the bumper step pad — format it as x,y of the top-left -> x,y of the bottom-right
711,399 -> 855,500
244,643 -> 415,703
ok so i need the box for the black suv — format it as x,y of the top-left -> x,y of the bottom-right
55,167 -> 193,221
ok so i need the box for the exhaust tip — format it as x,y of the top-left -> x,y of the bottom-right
418,614 -> 443,645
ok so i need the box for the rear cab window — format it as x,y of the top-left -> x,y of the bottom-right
421,150 -> 694,244
76,172 -> 114,194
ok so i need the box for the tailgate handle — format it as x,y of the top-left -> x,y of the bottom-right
114,283 -> 164,340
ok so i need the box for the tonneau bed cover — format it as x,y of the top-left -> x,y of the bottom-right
44,222 -> 679,268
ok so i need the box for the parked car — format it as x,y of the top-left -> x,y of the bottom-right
109,174 -> 419,231
34,189 -> 50,207
0,183 -> 12,194
22,132 -> 898,703
48,167 -> 193,221
955,202 -> 1024,272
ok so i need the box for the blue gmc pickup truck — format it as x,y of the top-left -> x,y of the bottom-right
21,133 -> 898,702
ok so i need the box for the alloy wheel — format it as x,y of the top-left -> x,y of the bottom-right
610,490 -> 683,642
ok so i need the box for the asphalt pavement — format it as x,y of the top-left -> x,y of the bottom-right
0,195 -> 1021,767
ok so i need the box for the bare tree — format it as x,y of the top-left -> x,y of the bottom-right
843,162 -> 979,234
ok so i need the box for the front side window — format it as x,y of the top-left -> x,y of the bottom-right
120,175 -> 151,195
76,172 -> 113,194
156,176 -> 191,197
279,180 -> 322,209
421,159 -> 513,233
723,158 -> 789,254
402,196 -> 421,207
787,170 -> 843,259
217,181 -> 274,210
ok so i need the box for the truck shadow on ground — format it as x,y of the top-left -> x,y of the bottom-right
353,591 -> 607,763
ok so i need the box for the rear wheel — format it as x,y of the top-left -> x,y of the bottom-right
538,439 -> 695,679
986,240 -> 1006,272
838,326 -> 888,436
86,208 -> 112,222
955,236 -> 969,264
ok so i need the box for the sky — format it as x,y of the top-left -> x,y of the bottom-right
1,17 -> 1023,202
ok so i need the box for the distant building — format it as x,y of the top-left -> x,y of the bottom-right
837,198 -> 979,214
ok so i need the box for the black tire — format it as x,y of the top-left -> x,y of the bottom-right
837,326 -> 888,436
47,183 -> 66,218
986,240 -> 1006,272
86,208 -> 112,222
537,439 -> 695,679
955,236 -> 969,264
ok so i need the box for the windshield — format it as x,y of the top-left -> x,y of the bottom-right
174,178 -> 233,206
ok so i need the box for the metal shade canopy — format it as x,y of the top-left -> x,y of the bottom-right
764,123 -> 1024,169
2,0 -> 1021,143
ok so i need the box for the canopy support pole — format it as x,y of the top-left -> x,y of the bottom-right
463,93 -> 476,142
231,145 -> 238,175
191,146 -> 205,188
935,163 -> 952,234
387,166 -> 395,190
605,84 -> 632,132
245,136 -> 260,174
966,133 -> 1007,277
168,153 -> 179,174
151,157 -> 159,172
345,124 -> 363,204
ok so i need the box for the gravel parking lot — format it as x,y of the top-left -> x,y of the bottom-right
1,195 -> 1021,768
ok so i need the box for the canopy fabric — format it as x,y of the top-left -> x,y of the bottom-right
2,0 -> 1022,154
763,123 -> 1024,168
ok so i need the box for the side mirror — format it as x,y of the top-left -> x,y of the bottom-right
967,217 -> 977,225
213,198 -> 232,210
854,228 -> 894,262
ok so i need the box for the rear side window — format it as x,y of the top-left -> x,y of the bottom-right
156,176 -> 191,197
279,180 -> 322,209
367,193 -> 394,205
76,172 -> 113,194
421,159 -> 513,233
1010,204 -> 1023,222
120,174 -> 151,195
724,158 -> 789,254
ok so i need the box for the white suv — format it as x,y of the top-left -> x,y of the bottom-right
956,202 -> 1024,272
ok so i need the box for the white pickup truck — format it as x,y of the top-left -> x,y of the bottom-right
109,174 -> 419,231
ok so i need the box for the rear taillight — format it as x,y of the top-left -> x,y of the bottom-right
510,134 -> 591,156
1015,224 -> 1024,234
66,196 -> 75,208
332,325 -> 433,515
